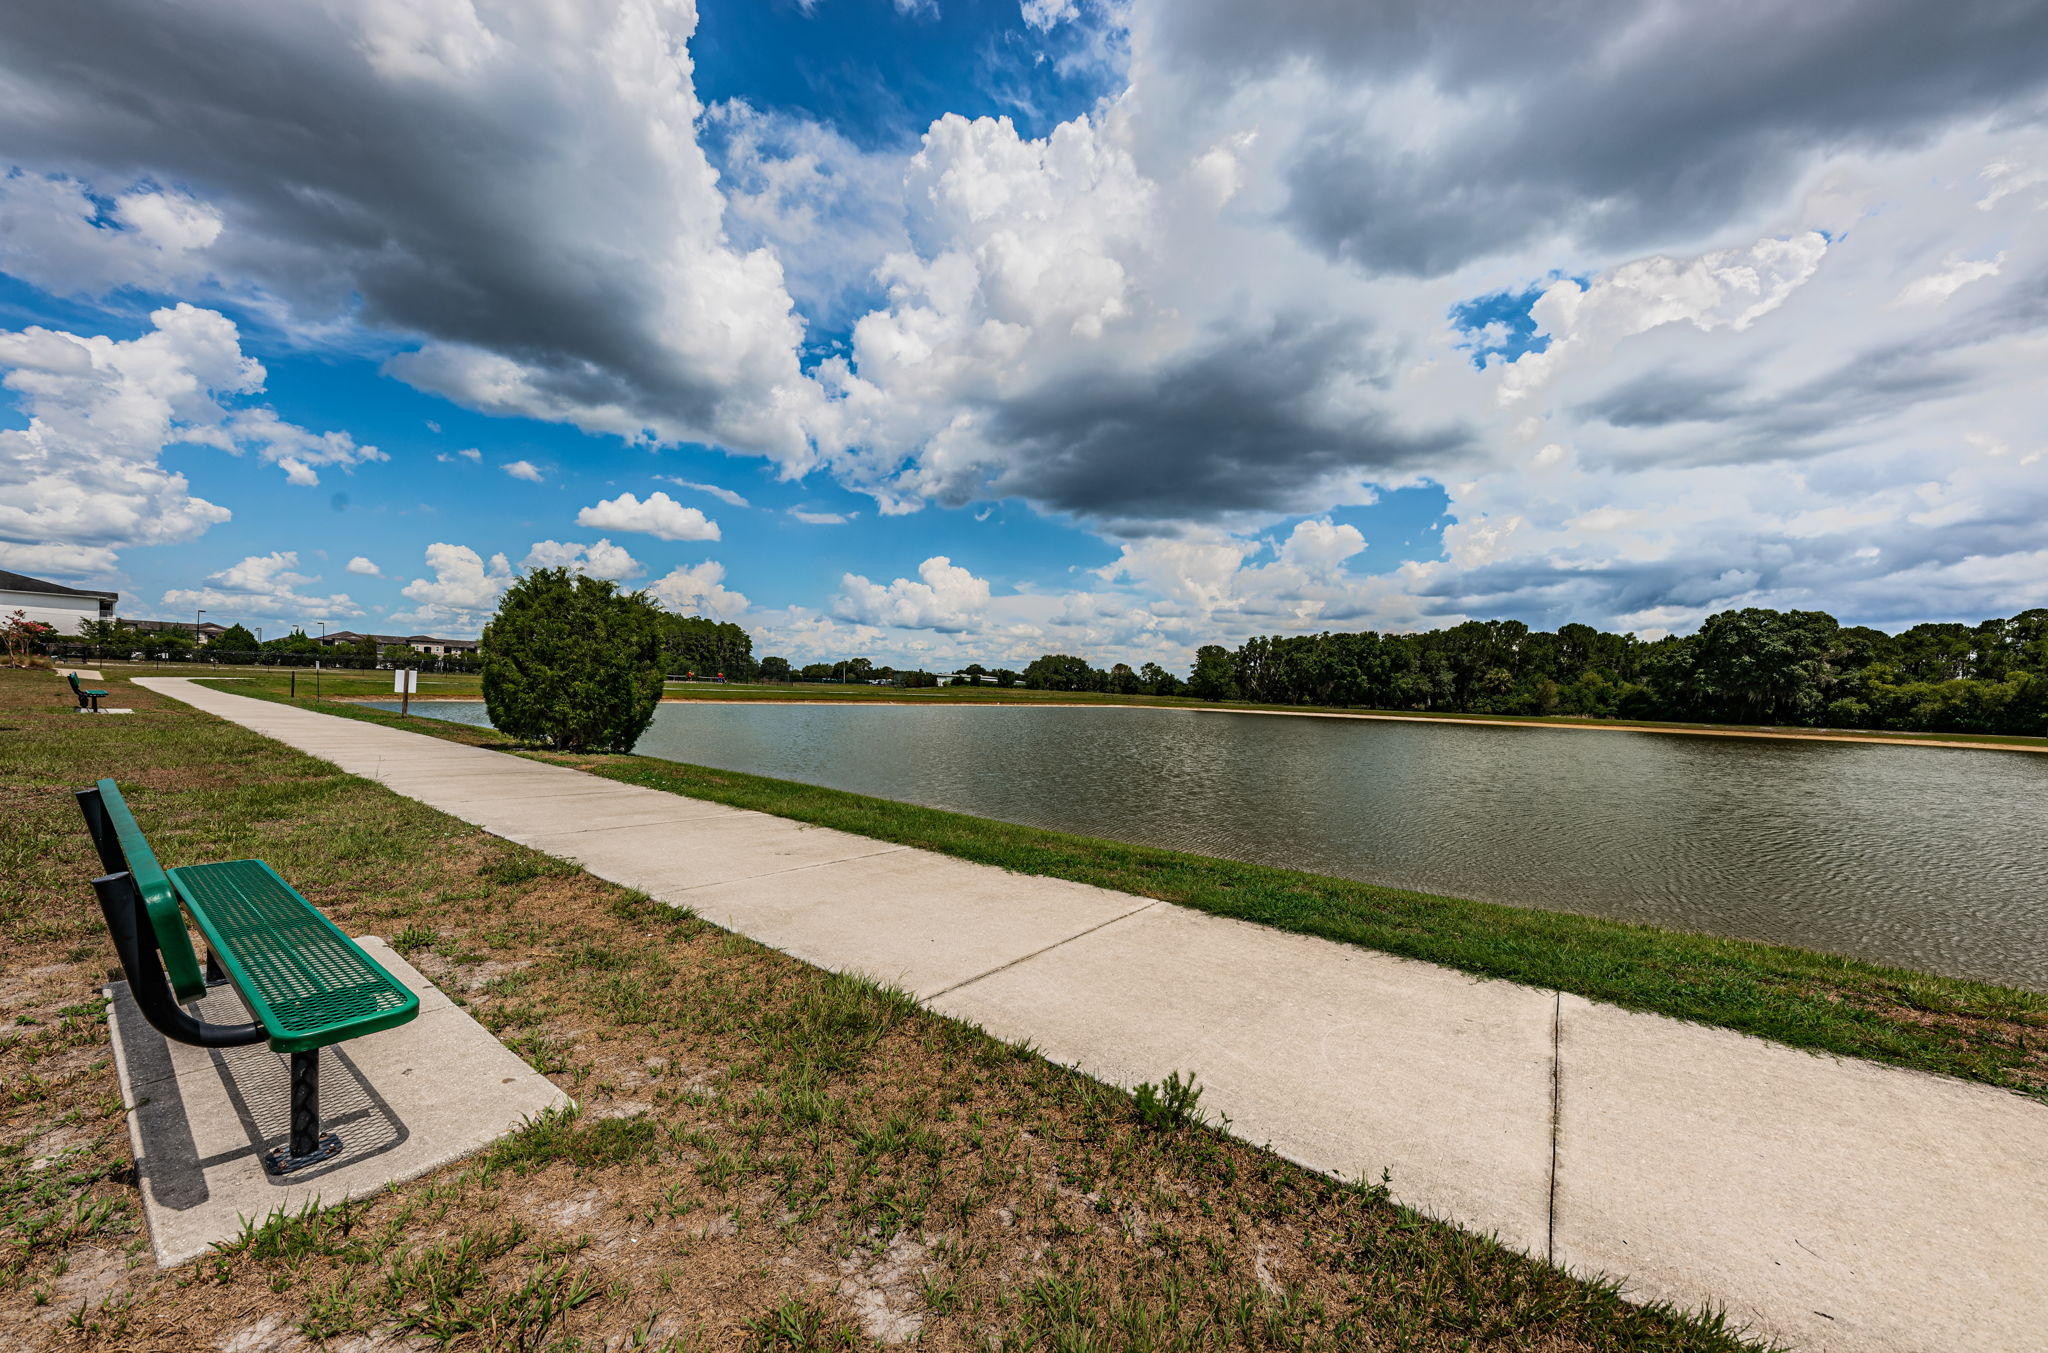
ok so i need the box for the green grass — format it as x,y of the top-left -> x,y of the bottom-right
205,672 -> 2048,1100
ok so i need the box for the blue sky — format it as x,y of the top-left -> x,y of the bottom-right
2,1 -> 2044,665
694,0 -> 1113,151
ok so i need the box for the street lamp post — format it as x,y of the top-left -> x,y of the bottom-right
315,621 -> 327,701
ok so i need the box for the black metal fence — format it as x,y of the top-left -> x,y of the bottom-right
41,644 -> 483,674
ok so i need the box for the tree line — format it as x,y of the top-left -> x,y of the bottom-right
780,607 -> 2048,736
62,582 -> 2042,740
1175,608 -> 2048,735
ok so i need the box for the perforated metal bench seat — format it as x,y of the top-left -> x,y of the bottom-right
167,860 -> 418,1054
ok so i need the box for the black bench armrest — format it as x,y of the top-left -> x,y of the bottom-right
94,871 -> 264,1050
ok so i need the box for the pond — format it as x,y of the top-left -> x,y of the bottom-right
379,700 -> 2048,990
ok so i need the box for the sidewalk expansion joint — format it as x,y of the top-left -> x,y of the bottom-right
1545,989 -> 1562,1266
923,900 -> 1161,1002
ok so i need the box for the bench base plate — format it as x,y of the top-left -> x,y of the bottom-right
105,935 -> 572,1266
264,1133 -> 342,1175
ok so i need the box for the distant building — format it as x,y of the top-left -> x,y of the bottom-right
124,619 -> 228,643
0,570 -> 118,634
317,630 -> 478,654
407,634 -> 479,655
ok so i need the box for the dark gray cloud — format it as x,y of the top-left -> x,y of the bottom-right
980,318 -> 1469,526
0,0 -> 804,448
1150,0 -> 2048,276
1578,372 -> 1747,430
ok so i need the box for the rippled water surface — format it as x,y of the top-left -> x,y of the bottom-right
390,701 -> 2048,989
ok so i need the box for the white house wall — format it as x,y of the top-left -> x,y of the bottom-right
0,590 -> 101,635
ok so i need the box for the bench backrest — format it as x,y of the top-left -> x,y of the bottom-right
86,780 -> 207,1000
67,672 -> 82,693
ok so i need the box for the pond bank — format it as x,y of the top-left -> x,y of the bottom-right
339,691 -> 2048,755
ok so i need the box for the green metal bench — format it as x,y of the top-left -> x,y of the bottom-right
67,671 -> 108,712
76,779 -> 419,1174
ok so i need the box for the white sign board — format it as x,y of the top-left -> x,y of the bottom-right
393,668 -> 418,694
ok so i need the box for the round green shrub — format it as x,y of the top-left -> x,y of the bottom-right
481,568 -> 666,752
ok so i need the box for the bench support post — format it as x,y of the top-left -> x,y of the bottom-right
265,1050 -> 341,1175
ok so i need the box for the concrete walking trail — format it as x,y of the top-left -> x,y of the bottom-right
140,678 -> 2048,1353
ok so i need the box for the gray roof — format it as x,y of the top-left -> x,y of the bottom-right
124,619 -> 226,632
0,568 -> 118,601
322,631 -> 477,646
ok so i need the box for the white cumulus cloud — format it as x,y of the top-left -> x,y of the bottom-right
1275,518 -> 1367,577
0,304 -> 374,572
393,543 -> 514,631
163,551 -> 362,621
576,490 -> 720,542
522,538 -> 643,580
649,559 -> 749,620
0,173 -> 225,298
0,541 -> 121,579
835,556 -> 992,632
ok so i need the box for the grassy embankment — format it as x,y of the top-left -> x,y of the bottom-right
75,658 -> 2048,752
0,666 -> 1776,1349
190,668 -> 2048,1101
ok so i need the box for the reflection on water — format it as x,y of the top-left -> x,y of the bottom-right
386,701 -> 2048,990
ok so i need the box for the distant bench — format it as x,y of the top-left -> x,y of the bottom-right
67,672 -> 107,712
77,779 -> 419,1174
